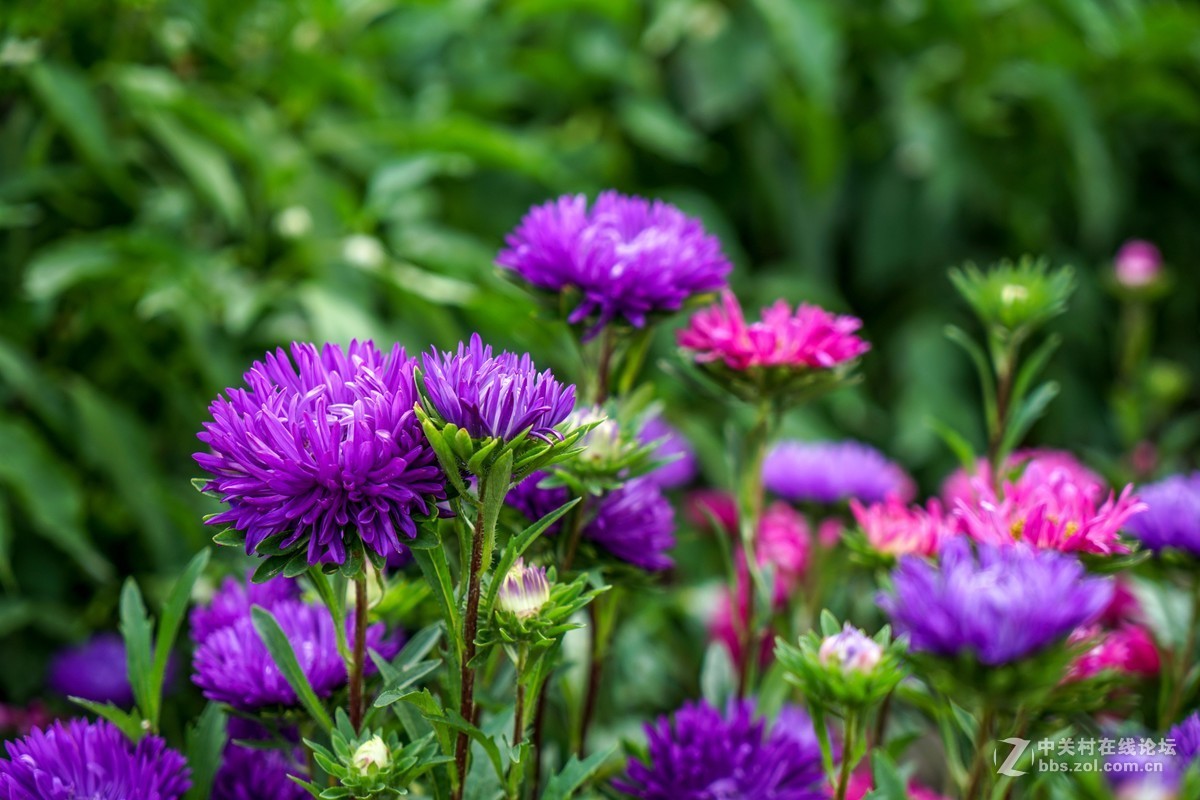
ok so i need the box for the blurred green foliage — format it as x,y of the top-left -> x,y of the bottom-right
2,0 -> 1200,701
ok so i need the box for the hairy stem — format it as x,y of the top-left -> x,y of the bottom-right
513,646 -> 528,747
453,483 -> 488,800
349,575 -> 368,733
963,705 -> 996,800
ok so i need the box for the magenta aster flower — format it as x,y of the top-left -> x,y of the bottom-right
879,538 -> 1113,666
851,497 -> 958,558
639,415 -> 698,489
678,291 -> 869,371
497,192 -> 731,337
615,700 -> 825,800
190,574 -> 300,643
195,341 -> 446,566
1125,472 -> 1200,556
751,502 -> 811,603
0,718 -> 190,800
955,456 -> 1144,555
1066,623 -> 1160,682
191,599 -> 399,711
584,477 -> 676,571
421,334 -> 575,442
764,440 -> 913,505
940,449 -> 1106,509
213,744 -> 307,800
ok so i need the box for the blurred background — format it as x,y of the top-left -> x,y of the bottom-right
1,0 -> 1199,704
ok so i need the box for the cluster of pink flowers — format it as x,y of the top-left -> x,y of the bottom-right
678,291 -> 869,371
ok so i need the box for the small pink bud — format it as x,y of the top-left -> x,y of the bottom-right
1114,240 -> 1162,287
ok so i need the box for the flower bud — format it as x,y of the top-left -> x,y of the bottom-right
352,735 -> 390,776
1114,240 -> 1162,288
497,559 -> 551,619
818,624 -> 883,674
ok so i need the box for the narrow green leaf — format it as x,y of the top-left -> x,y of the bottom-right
819,610 -> 840,638
119,578 -> 155,726
945,325 -> 999,436
1008,333 -> 1061,417
69,698 -> 144,742
999,381 -> 1060,459
483,498 -> 579,614
152,548 -> 210,716
250,606 -> 334,732
412,548 -> 463,659
699,642 -> 736,709
926,417 -> 978,471
183,704 -> 227,800
540,746 -> 615,800
374,659 -> 442,707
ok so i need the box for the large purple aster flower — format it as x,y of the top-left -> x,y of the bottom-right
764,440 -> 914,505
195,341 -> 446,566
190,574 -> 301,643
614,700 -> 825,800
585,477 -> 676,571
497,192 -> 732,337
639,416 -> 698,489
192,599 -> 399,711
879,538 -> 1113,665
0,718 -> 190,800
47,633 -> 134,706
213,744 -> 307,800
1126,473 -> 1200,556
421,334 -> 576,442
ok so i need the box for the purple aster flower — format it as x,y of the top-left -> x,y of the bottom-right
878,538 -> 1112,666
195,341 -> 446,566
497,191 -> 732,337
213,744 -> 307,800
614,700 -> 825,800
584,477 -> 676,571
47,633 -> 134,706
639,416 -> 697,489
1126,473 -> 1200,556
421,334 -> 576,442
506,471 -> 571,535
0,718 -> 190,800
190,574 -> 301,644
763,440 -> 914,505
192,600 -> 399,711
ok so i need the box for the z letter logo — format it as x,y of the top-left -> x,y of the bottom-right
994,738 -> 1030,777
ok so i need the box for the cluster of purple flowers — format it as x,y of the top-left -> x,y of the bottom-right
497,191 -> 731,336
615,700 -> 825,800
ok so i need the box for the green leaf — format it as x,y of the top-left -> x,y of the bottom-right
374,659 -> 442,707
119,578 -> 156,726
412,547 -> 463,656
184,704 -> 227,800
139,111 -> 246,228
392,623 -> 444,672
483,498 -> 579,614
23,238 -> 121,302
1008,333 -> 1061,414
540,746 -> 615,800
152,548 -> 210,719
250,606 -> 334,732
927,417 -> 978,471
819,610 -> 840,638
69,697 -> 144,742
0,491 -> 15,591
999,381 -> 1060,459
700,641 -> 736,709
945,324 -> 999,436
868,750 -> 908,799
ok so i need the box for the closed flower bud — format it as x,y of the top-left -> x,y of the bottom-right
819,624 -> 883,674
1114,240 -> 1162,288
497,559 -> 551,619
352,735 -> 390,776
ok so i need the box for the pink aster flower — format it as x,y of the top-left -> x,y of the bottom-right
685,490 -> 739,534
1067,624 -> 1160,682
850,497 -> 958,558
1114,240 -> 1163,288
941,449 -> 1106,508
753,502 -> 812,603
678,291 -> 869,371
955,458 -> 1145,555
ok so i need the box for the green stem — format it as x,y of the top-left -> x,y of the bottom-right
963,706 -> 996,800
348,575 -> 368,733
736,399 -> 775,696
986,342 -> 1017,489
513,646 -> 528,748
453,479 -> 489,800
835,711 -> 858,800
577,592 -> 618,755
595,327 -> 615,405
1163,578 -> 1200,725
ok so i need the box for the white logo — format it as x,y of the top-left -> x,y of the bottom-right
994,738 -> 1030,777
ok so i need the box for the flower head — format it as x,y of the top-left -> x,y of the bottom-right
48,633 -> 135,706
819,624 -> 884,674
1067,624 -> 1160,682
497,192 -> 731,336
1126,473 -> 1200,556
679,292 -> 869,372
584,477 -> 676,571
352,736 -> 391,776
496,559 -> 552,619
1115,240 -> 1163,288
190,574 -> 300,643
955,457 -> 1144,555
420,334 -> 575,442
213,744 -> 307,800
0,718 -> 190,800
753,502 -> 811,603
191,599 -> 398,711
879,539 -> 1113,665
851,497 -> 958,558
615,700 -> 825,800
765,440 -> 913,505
195,341 -> 446,565
941,450 -> 1106,509
639,415 -> 697,489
